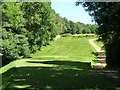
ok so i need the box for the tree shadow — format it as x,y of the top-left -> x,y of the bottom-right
92,52 -> 106,59
92,52 -> 98,57
27,60 -> 91,70
2,60 -> 120,89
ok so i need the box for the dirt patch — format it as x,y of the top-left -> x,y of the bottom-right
55,35 -> 61,41
89,39 -> 120,81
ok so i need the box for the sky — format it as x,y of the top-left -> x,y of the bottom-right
51,1 -> 95,24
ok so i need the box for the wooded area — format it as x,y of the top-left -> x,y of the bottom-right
76,2 -> 120,67
1,2 -> 98,65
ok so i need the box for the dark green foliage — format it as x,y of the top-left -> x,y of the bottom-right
2,3 -> 26,34
22,2 -> 56,52
2,2 -> 98,66
51,9 -> 98,35
2,28 -> 30,65
76,2 -> 120,67
2,2 -> 56,65
59,18 -> 98,35
2,2 -> 30,65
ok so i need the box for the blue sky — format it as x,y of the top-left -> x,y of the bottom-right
51,1 -> 95,24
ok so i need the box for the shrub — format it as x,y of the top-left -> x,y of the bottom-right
2,29 -> 30,65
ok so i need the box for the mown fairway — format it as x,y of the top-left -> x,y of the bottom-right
31,37 -> 96,62
2,37 -> 120,89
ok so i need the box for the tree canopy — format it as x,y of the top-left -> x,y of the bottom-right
76,2 -> 120,67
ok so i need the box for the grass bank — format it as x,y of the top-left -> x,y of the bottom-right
1,37 -> 120,89
31,37 -> 96,62
93,39 -> 104,50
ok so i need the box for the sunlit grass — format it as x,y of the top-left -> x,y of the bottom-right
31,37 -> 96,62
14,85 -> 31,88
1,37 -> 120,89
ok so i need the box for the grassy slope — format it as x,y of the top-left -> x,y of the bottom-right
31,37 -> 96,62
93,40 -> 106,54
94,40 -> 104,49
1,37 -> 120,89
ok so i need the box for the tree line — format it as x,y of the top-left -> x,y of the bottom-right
1,2 -> 98,65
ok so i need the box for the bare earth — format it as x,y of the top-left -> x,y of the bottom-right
89,38 -> 102,52
89,39 -> 120,80
89,38 -> 106,69
55,35 -> 61,41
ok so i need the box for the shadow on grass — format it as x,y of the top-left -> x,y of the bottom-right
2,61 -> 120,89
27,61 -> 91,70
92,52 -> 98,57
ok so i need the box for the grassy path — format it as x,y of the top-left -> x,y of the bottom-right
1,37 -> 120,89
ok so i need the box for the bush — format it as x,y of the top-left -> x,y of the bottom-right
2,29 -> 30,65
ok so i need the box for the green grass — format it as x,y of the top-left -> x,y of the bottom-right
1,37 -> 120,89
93,39 -> 106,53
2,60 -> 120,89
31,37 -> 96,62
93,40 -> 104,49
